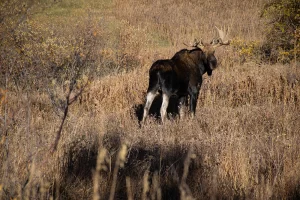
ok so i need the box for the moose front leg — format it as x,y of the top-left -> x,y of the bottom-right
190,93 -> 198,118
189,84 -> 201,118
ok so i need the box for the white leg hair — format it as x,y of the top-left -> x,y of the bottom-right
179,102 -> 186,119
142,92 -> 157,123
160,93 -> 170,124
178,97 -> 187,120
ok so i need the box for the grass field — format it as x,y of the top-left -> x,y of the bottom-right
0,0 -> 299,199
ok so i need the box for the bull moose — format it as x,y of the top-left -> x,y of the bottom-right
142,27 -> 231,123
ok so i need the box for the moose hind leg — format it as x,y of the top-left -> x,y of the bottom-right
142,91 -> 157,123
160,93 -> 170,123
178,96 -> 187,119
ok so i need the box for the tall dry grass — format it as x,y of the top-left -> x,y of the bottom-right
0,0 -> 300,199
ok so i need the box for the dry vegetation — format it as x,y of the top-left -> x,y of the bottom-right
0,0 -> 299,199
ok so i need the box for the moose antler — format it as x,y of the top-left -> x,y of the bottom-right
183,38 -> 204,49
213,26 -> 231,47
193,39 -> 200,47
184,26 -> 230,49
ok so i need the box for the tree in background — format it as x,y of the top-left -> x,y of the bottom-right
261,0 -> 300,63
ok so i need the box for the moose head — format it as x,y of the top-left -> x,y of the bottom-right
190,26 -> 231,75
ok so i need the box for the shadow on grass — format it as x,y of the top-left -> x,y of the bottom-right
57,128 -> 300,200
57,132 -> 200,199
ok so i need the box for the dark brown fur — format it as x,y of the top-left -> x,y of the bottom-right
142,47 -> 218,123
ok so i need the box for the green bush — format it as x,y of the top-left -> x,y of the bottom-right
231,38 -> 262,63
261,0 -> 300,63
